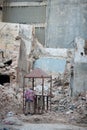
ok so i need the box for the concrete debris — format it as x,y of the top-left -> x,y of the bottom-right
3,117 -> 23,126
0,63 -> 5,68
0,84 -> 23,121
6,112 -> 14,118
0,22 -> 87,127
51,71 -> 87,124
0,68 -> 86,126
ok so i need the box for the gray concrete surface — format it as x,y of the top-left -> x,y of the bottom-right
73,63 -> 87,95
20,124 -> 87,130
46,0 -> 87,48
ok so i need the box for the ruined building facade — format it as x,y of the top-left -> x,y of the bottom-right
2,0 -> 87,48
1,0 -> 87,95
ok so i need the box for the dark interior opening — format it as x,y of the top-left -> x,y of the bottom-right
0,7 -> 2,11
81,52 -> 83,56
0,74 -> 10,85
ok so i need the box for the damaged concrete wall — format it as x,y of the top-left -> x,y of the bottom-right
3,6 -> 46,24
17,39 -> 27,88
35,27 -> 45,46
17,24 -> 34,88
0,10 -> 2,21
3,1 -> 46,46
0,22 -> 19,60
33,46 -> 73,75
34,57 -> 66,74
0,22 -> 34,87
0,22 -> 34,59
34,48 -> 68,74
73,37 -> 87,95
73,63 -> 87,95
46,0 -> 87,48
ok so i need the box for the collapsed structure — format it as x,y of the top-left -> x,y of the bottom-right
0,0 -> 87,126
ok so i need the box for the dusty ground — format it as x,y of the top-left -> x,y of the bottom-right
18,112 -> 87,127
16,123 -> 87,130
1,123 -> 87,130
0,120 -> 87,130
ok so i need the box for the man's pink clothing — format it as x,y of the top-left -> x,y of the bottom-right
24,89 -> 35,102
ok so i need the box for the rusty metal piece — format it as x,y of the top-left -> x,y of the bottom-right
24,68 -> 49,78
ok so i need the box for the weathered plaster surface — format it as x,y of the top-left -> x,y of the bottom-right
34,57 -> 66,74
73,37 -> 87,95
0,11 -> 2,22
46,0 -> 87,48
0,22 -> 34,57
0,22 -> 34,87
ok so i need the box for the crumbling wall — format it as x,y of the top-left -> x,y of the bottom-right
0,22 -> 20,59
0,22 -> 35,86
0,10 -> 2,21
73,63 -> 87,95
17,39 -> 27,88
0,22 -> 20,84
73,37 -> 87,95
0,22 -> 35,119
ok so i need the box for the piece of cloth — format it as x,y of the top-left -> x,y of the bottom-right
24,89 -> 35,101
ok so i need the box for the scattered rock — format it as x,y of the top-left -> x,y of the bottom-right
3,117 -> 23,126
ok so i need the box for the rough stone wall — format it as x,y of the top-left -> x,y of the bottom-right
0,22 -> 20,63
0,22 -> 34,60
0,22 -> 34,87
46,0 -> 87,48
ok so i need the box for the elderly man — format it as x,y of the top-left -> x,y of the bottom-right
24,88 -> 35,115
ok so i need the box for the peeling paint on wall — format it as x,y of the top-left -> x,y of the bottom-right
34,57 -> 66,74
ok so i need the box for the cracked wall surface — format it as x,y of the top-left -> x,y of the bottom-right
46,0 -> 87,48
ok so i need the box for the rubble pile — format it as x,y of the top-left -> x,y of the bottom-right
0,84 -> 23,121
51,79 -> 87,124
0,33 -> 86,126
0,66 -> 87,125
0,44 -> 20,78
51,83 -> 71,112
74,92 -> 87,124
51,62 -> 87,125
